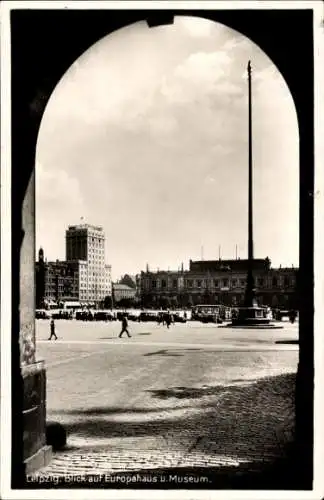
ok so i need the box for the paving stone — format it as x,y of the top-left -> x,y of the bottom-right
32,323 -> 297,479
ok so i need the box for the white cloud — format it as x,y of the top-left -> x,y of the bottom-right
174,50 -> 231,82
221,35 -> 252,54
36,161 -> 83,206
254,64 -> 279,81
147,113 -> 179,135
158,50 -> 242,109
175,16 -> 215,38
36,20 -> 299,274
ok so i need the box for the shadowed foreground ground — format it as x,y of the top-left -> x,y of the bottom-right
28,372 -> 309,489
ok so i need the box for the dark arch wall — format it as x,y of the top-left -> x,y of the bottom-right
11,8 -> 314,487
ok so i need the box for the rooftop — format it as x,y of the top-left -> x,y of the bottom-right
113,284 -> 135,291
67,224 -> 103,232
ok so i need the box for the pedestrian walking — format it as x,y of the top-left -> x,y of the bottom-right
48,318 -> 57,340
119,314 -> 131,338
165,312 -> 172,329
289,309 -> 297,324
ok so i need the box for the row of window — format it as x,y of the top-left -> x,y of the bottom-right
80,280 -> 109,285
79,294 -> 110,297
87,236 -> 104,242
81,265 -> 107,272
79,272 -> 110,277
149,276 -> 295,289
46,285 -> 78,290
80,285 -> 110,290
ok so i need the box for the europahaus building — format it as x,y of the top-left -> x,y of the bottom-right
36,224 -> 112,307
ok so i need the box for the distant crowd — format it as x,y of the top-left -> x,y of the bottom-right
36,306 -> 298,324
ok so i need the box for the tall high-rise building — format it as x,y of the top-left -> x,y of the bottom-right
35,224 -> 112,306
65,224 -> 111,303
66,224 -> 105,262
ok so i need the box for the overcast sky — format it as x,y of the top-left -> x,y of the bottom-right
36,16 -> 299,280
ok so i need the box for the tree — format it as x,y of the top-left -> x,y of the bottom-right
160,296 -> 171,309
103,295 -> 113,309
142,294 -> 153,309
118,298 -> 135,308
203,290 -> 212,305
171,296 -> 178,309
119,274 -> 136,289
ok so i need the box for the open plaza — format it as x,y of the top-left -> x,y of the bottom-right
31,318 -> 299,488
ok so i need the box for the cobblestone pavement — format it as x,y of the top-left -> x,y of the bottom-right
31,321 -> 298,483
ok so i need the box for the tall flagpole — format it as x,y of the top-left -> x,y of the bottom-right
232,61 -> 270,326
245,60 -> 256,307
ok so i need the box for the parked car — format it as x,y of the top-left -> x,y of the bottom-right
94,311 -> 114,321
139,311 -> 159,322
116,311 -> 128,321
51,310 -> 73,320
273,309 -> 290,321
127,310 -> 141,322
36,309 -> 51,319
75,310 -> 94,321
173,312 -> 187,323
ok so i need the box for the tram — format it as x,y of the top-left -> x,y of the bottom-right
191,304 -> 229,323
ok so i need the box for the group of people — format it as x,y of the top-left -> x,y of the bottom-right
47,307 -> 298,341
119,310 -> 178,336
157,310 -> 188,327
157,311 -> 174,328
48,314 -> 133,340
47,310 -> 179,341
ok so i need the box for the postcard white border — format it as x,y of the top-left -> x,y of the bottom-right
1,1 -> 323,499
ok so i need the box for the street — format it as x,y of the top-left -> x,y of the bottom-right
33,319 -> 299,488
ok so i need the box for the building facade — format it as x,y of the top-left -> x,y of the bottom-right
36,249 -> 81,306
66,224 -> 112,303
113,283 -> 137,304
140,258 -> 298,310
118,274 -> 141,300
36,224 -> 112,306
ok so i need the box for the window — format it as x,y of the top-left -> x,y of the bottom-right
284,276 -> 290,287
232,279 -> 237,287
187,280 -> 193,288
161,279 -> 167,288
173,279 -> 177,288
223,279 -> 228,288
197,280 -> 202,288
152,280 -> 156,288
258,277 -> 264,287
272,277 -> 278,287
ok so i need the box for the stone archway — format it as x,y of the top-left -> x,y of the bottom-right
10,7 -> 314,488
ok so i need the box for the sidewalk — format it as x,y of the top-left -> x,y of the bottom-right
30,371 -> 297,489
